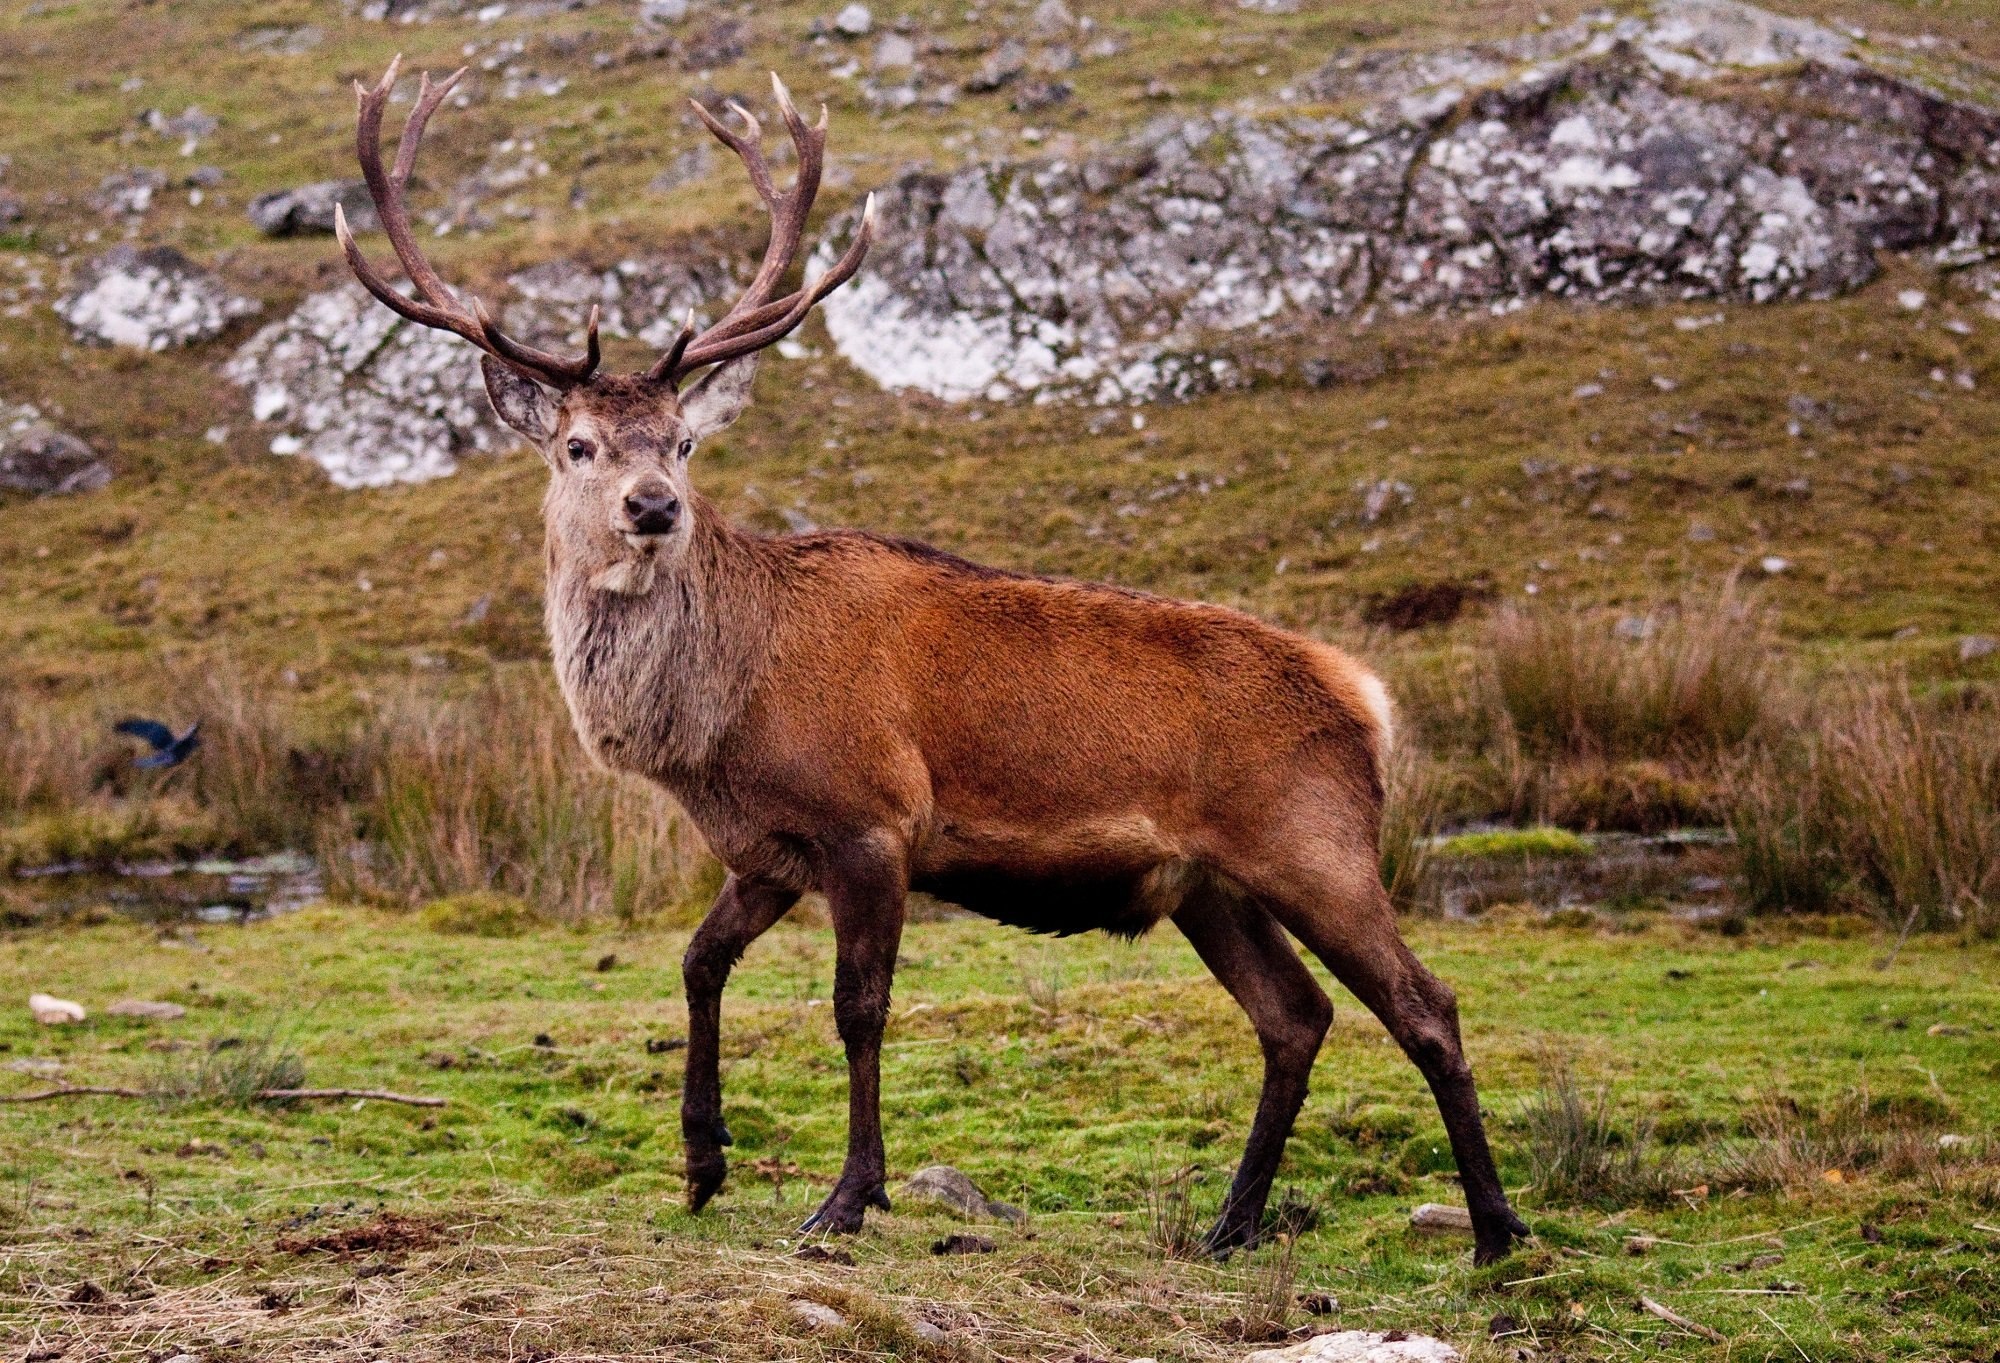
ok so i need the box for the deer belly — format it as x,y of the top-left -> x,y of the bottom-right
911,817 -> 1198,938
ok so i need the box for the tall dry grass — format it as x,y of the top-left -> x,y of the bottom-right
1730,679 -> 1999,932
323,674 -> 716,923
1487,597 -> 1770,763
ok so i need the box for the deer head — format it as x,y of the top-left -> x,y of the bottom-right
335,58 -> 873,591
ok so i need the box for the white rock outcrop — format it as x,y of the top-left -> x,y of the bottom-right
55,246 -> 259,351
817,0 -> 2000,404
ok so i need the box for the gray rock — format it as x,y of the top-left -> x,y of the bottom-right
237,24 -> 324,55
834,2 -> 872,36
640,0 -> 689,22
788,1299 -> 847,1332
91,167 -> 168,217
1030,0 -> 1075,36
55,246 -> 259,351
901,1164 -> 1026,1223
1960,635 -> 1998,662
0,189 -> 21,227
1242,1331 -> 1461,1363
873,32 -> 917,71
0,404 -> 111,497
968,38 -> 1027,91
247,180 -> 380,237
816,0 -> 2000,406
1011,80 -> 1071,113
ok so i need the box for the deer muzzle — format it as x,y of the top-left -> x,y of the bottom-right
621,485 -> 682,538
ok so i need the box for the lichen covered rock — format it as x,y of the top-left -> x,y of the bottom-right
818,0 -> 2000,405
55,246 -> 259,351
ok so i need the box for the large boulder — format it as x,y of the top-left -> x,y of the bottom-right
247,180 -> 380,237
0,404 -> 111,497
54,246 -> 259,351
817,0 -> 2000,404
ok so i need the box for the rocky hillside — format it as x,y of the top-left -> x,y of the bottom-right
0,0 -> 1996,687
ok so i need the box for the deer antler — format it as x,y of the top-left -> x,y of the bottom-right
646,73 -> 874,387
335,56 -> 601,390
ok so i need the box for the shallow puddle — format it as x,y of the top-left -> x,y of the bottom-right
8,850 -> 322,926
1426,827 -> 1736,919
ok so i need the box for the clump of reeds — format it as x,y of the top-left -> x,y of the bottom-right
1515,1053 -> 1672,1207
1728,679 -> 1998,932
322,672 -> 714,923
1487,596 -> 1770,764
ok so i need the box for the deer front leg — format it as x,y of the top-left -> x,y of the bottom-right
800,833 -> 908,1234
682,874 -> 799,1212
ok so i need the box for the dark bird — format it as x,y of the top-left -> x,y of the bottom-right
114,718 -> 201,768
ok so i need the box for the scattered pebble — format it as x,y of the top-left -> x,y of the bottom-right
30,993 -> 86,1025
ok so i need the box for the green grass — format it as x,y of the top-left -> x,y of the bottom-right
2,906 -> 1996,1359
1434,827 -> 1591,860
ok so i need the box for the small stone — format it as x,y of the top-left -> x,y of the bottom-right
968,38 -> 1027,90
0,408 -> 112,497
1759,555 -> 1789,575
1030,0 -> 1074,35
1897,289 -> 1927,311
640,0 -> 689,21
911,1320 -> 949,1343
873,33 -> 917,70
833,3 -> 872,36
1573,381 -> 1604,398
247,181 -> 379,238
1011,80 -> 1071,113
30,993 -> 86,1025
789,1299 -> 847,1332
1242,1329 -> 1461,1363
91,167 -> 167,217
1614,615 -> 1653,641
1959,635 -> 1997,662
902,1164 -> 1026,1222
1407,1203 -> 1473,1235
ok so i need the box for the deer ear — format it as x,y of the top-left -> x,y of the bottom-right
481,356 -> 558,447
678,355 -> 759,443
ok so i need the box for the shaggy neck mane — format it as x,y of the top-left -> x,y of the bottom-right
545,492 -> 775,781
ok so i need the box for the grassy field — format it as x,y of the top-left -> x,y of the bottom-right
3,906 -> 1997,1360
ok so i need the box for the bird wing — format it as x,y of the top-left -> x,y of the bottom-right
115,717 -> 176,750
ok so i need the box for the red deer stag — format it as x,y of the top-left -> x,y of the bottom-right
336,58 -> 1529,1262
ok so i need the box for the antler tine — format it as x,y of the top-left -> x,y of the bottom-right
672,193 -> 874,377
340,57 -> 599,389
656,75 -> 863,384
644,309 -> 700,385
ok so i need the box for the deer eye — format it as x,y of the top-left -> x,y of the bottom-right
566,438 -> 593,464
677,438 -> 694,460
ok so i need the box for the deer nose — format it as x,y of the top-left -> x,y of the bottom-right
623,488 -> 680,535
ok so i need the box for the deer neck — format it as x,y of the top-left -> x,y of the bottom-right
544,494 -> 772,781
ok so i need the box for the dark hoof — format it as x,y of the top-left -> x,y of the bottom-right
686,1153 -> 727,1213
799,1181 -> 889,1234
1199,1218 -> 1261,1260
1472,1212 -> 1532,1266
712,1117 -> 734,1148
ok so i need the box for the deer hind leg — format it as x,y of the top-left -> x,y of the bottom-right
682,874 -> 800,1212
800,832 -> 908,1234
1173,884 -> 1332,1257
1216,820 -> 1529,1266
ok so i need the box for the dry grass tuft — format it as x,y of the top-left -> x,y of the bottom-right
324,674 -> 716,924
1488,596 -> 1770,764
1515,1054 -> 1671,1208
1728,680 -> 2000,931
